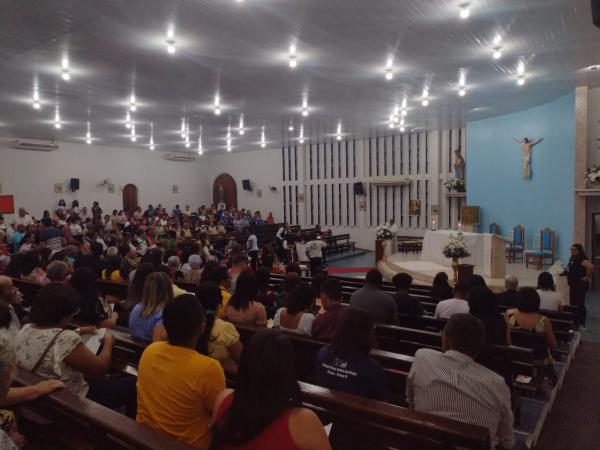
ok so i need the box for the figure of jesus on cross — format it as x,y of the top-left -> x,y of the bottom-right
514,137 -> 543,180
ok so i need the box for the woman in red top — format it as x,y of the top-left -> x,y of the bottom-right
210,330 -> 331,450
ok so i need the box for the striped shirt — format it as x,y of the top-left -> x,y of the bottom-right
406,348 -> 514,450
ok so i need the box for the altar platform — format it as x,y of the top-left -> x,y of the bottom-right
378,252 -> 568,296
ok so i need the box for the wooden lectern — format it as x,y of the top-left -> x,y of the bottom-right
489,234 -> 507,278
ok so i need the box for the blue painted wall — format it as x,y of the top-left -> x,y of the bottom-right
467,92 -> 575,263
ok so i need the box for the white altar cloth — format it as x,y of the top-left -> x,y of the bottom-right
421,230 -> 496,278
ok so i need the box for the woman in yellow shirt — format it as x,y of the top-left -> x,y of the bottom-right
196,282 -> 242,374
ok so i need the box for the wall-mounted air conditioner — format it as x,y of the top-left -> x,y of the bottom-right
11,139 -> 59,151
162,153 -> 196,162
369,176 -> 411,186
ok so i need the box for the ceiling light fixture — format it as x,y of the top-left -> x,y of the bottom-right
129,94 -> 137,112
299,124 -> 305,144
261,125 -> 266,148
61,56 -> 70,81
185,124 -> 191,148
289,44 -> 298,69
214,93 -> 221,115
32,83 -> 41,110
125,110 -> 131,129
400,118 -> 405,126
301,96 -> 309,117
288,120 -> 294,132
400,126 -> 406,133
180,117 -> 186,138
517,77 -> 526,86
493,34 -> 502,45
516,61 -> 526,85
54,106 -> 61,129
459,3 -> 470,19
226,124 -> 232,151
166,27 -> 176,54
458,71 -> 467,96
198,126 -> 203,155
421,88 -> 429,107
493,47 -> 502,60
384,57 -> 394,81
86,121 -> 92,144
336,121 -> 342,141
149,123 -> 155,150
238,113 -> 245,135
131,123 -> 137,142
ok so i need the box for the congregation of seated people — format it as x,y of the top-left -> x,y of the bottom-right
0,200 -> 582,449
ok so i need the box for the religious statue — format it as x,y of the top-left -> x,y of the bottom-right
453,148 -> 466,179
514,137 -> 543,180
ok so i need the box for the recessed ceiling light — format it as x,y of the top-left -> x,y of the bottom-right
517,77 -> 526,86
299,124 -> 305,144
301,96 -> 309,116
238,114 -> 245,135
261,125 -> 266,148
400,126 -> 405,133
588,65 -> 599,71
32,84 -> 41,110
422,99 -> 429,107
149,123 -> 155,151
493,47 -> 502,59
61,56 -> 70,81
198,126 -> 203,155
54,106 -> 61,129
166,27 -> 176,54
129,94 -> 137,112
125,110 -> 131,129
493,34 -> 502,45
214,93 -> 221,115
131,123 -> 137,142
458,88 -> 466,96
336,121 -> 342,141
459,3 -> 470,19
86,121 -> 92,144
384,57 -> 394,81
288,121 -> 294,132
289,44 -> 298,69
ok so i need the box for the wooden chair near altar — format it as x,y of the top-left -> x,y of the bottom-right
507,225 -> 525,263
524,228 -> 555,270
489,222 -> 501,235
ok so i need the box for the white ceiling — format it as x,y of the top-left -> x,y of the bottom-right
0,0 -> 599,154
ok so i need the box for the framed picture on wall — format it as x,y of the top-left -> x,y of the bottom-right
54,183 -> 63,194
431,204 -> 439,215
297,192 -> 305,203
172,185 -> 178,194
107,183 -> 115,194
409,199 -> 421,216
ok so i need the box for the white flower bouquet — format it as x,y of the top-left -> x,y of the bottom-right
586,165 -> 600,185
444,177 -> 466,192
442,234 -> 471,259
375,222 -> 395,240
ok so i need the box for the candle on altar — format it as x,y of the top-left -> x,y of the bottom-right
458,221 -> 462,232
432,218 -> 437,230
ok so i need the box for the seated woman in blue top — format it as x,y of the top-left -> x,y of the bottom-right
314,308 -> 390,402
128,272 -> 173,341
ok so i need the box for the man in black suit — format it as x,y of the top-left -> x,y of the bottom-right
392,273 -> 424,317
496,276 -> 519,308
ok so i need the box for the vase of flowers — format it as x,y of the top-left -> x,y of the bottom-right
375,223 -> 395,261
442,234 -> 471,283
444,177 -> 466,192
586,165 -> 600,186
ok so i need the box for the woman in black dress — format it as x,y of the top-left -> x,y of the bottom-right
567,244 -> 593,326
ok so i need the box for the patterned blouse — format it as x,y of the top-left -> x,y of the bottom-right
15,325 -> 87,397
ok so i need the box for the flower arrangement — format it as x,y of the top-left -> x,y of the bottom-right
375,222 -> 395,240
444,177 -> 466,192
586,165 -> 600,185
442,234 -> 471,259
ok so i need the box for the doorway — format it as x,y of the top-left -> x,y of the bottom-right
122,184 -> 138,214
213,174 -> 238,209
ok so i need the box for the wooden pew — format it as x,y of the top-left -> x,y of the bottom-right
14,369 -> 197,450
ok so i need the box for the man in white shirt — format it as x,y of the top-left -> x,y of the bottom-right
406,314 -> 514,450
14,208 -> 33,227
434,281 -> 470,319
306,235 -> 327,274
246,232 -> 259,270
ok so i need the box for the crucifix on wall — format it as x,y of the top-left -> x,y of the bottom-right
513,137 -> 543,180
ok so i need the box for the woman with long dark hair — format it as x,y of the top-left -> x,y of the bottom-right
430,272 -> 453,300
70,267 -> 118,328
273,282 -> 316,336
567,244 -> 593,326
224,271 -> 267,325
315,308 -> 389,402
210,330 -> 331,450
196,282 -> 242,373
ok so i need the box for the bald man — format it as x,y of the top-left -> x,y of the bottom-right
0,276 -> 22,336
14,208 -> 34,227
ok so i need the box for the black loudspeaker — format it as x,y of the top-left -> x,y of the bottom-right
593,0 -> 600,28
242,179 -> 252,191
353,182 -> 365,196
70,178 -> 80,191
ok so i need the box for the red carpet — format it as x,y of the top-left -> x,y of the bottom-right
326,267 -> 374,274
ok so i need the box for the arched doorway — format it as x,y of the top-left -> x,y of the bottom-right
213,174 -> 237,209
122,184 -> 138,214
